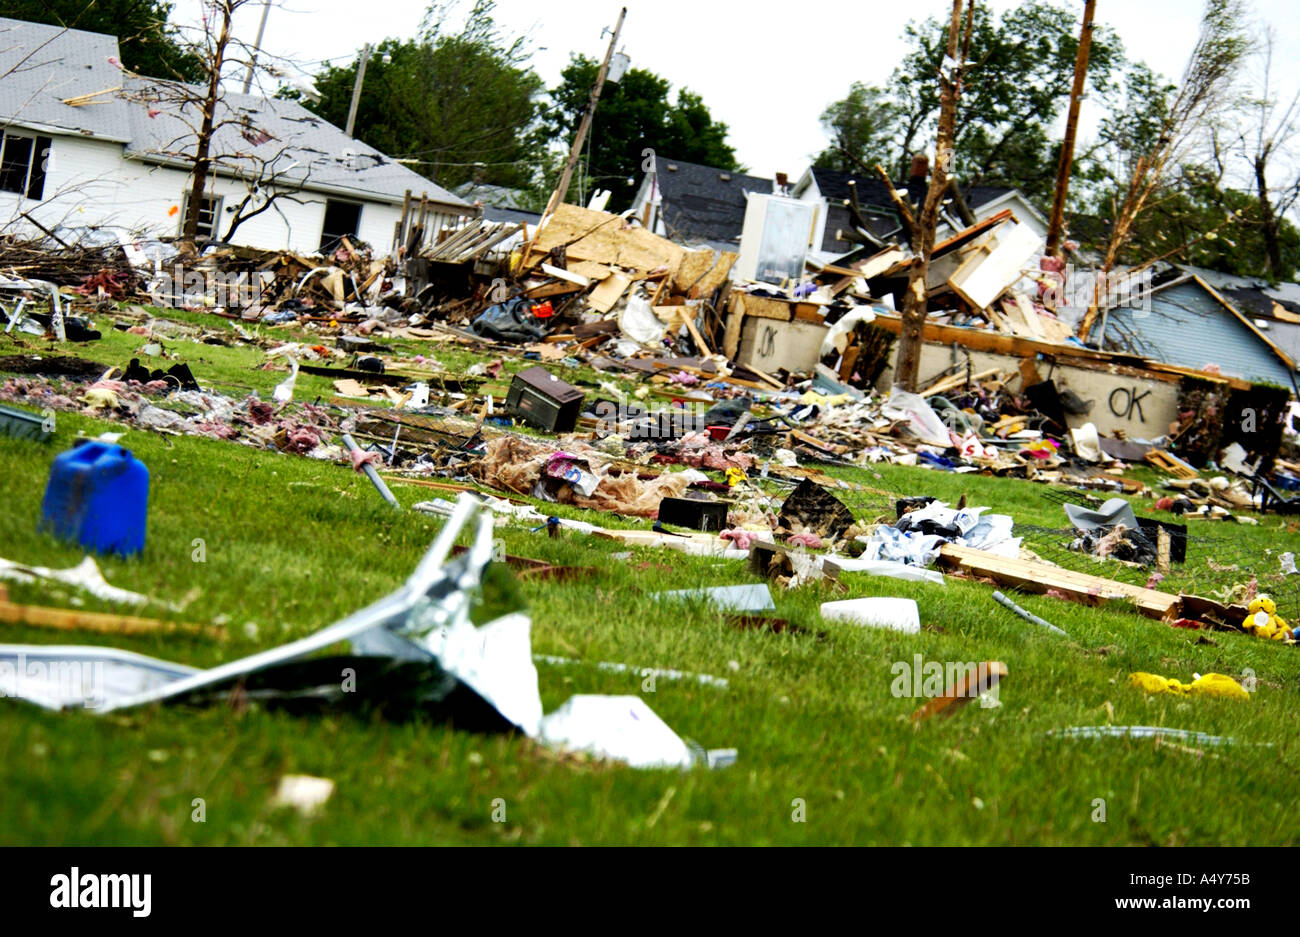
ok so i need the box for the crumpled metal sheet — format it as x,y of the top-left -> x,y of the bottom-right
1,494 -> 732,770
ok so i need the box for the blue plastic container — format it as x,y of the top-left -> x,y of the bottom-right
41,441 -> 149,556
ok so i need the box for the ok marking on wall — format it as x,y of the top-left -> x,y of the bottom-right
1108,386 -> 1151,422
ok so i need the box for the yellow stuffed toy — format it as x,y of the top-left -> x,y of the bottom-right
1242,594 -> 1292,642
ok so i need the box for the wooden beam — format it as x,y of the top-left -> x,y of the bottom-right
936,543 -> 1180,619
0,600 -> 223,638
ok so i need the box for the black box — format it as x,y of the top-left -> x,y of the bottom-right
658,496 -> 730,531
506,366 -> 585,433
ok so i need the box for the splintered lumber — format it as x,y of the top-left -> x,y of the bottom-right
911,662 -> 1008,721
936,544 -> 1181,619
0,600 -> 223,638
918,367 -> 1000,397
658,305 -> 713,355
1145,450 -> 1198,479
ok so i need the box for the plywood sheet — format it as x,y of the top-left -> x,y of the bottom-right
534,203 -> 683,273
673,248 -> 738,295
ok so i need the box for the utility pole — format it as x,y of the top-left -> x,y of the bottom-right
540,7 -> 627,221
1045,0 -> 1095,257
241,0 -> 272,94
345,42 -> 372,138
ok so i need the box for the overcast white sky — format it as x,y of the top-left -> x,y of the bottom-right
175,0 -> 1300,181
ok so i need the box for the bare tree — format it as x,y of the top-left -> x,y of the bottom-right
1078,0 -> 1250,340
1235,28 -> 1300,278
892,0 -> 974,392
118,0 -> 312,249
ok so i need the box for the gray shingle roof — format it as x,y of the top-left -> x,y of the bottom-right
0,17 -> 132,140
121,77 -> 468,208
653,156 -> 772,245
0,16 -> 468,209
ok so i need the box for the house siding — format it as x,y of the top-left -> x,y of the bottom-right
1106,279 -> 1296,387
0,132 -> 410,253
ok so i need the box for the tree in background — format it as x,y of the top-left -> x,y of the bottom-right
302,1 -> 544,194
817,0 -> 1124,208
812,83 -> 897,172
547,55 -> 740,211
1076,0 -> 1250,338
6,0 -> 203,80
1230,29 -> 1300,280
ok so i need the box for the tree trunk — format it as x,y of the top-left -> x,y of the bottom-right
894,0 -> 968,392
182,1 -> 234,247
1255,157 -> 1283,277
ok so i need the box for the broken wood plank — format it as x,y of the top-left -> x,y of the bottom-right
911,662 -> 1008,721
937,544 -> 1180,619
540,263 -> 590,287
0,600 -> 223,639
588,272 -> 632,313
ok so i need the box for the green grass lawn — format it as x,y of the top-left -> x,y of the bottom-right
2,310 -> 1299,845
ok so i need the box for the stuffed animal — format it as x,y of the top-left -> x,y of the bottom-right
1243,594 -> 1292,641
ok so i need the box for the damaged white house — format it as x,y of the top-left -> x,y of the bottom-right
0,17 -> 472,253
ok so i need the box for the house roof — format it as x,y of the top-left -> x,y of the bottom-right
0,16 -> 468,210
806,167 -> 898,211
122,78 -> 468,208
652,156 -> 771,244
807,168 -> 1019,215
1175,264 -> 1300,320
482,204 -> 541,226
0,17 -> 133,141
453,181 -> 530,211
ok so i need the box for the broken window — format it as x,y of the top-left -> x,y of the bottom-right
0,132 -> 51,199
319,199 -> 362,252
180,193 -> 223,240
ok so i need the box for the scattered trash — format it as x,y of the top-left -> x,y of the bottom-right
655,583 -> 776,613
506,366 -> 584,433
0,495 -> 731,770
1048,726 -> 1252,747
270,775 -> 335,815
1129,671 -> 1250,701
341,432 -> 400,510
991,590 -> 1068,637
0,554 -> 154,606
538,695 -> 734,770
0,404 -> 52,442
819,597 -> 921,634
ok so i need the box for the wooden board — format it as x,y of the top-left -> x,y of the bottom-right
588,272 -> 632,313
533,203 -> 684,273
568,260 -> 612,281
911,662 -> 1008,721
937,544 -> 1181,619
1011,293 -> 1045,340
722,306 -> 745,359
0,599 -> 221,638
